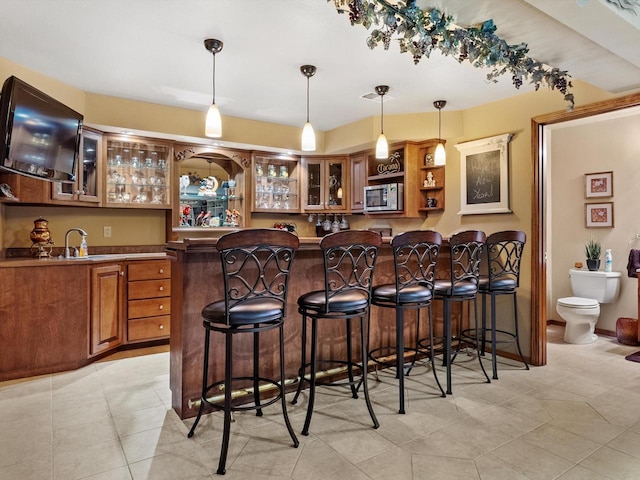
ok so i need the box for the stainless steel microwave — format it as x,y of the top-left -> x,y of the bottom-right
364,183 -> 404,212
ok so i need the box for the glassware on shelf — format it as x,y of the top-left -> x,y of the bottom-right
340,214 -> 349,230
322,214 -> 331,232
331,214 -> 340,233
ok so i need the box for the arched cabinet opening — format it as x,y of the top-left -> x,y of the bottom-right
173,145 -> 249,232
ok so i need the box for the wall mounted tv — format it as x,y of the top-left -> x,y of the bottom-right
0,76 -> 83,183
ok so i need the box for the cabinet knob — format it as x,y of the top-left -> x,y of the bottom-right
159,286 -> 164,291
159,324 -> 164,330
120,271 -> 124,276
159,268 -> 164,274
159,305 -> 164,310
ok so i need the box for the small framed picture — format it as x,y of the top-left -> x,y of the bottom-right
585,171 -> 613,198
585,202 -> 614,228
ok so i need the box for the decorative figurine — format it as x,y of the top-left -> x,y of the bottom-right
424,171 -> 436,187
30,217 -> 54,258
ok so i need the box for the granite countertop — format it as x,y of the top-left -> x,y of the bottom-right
0,252 -> 167,268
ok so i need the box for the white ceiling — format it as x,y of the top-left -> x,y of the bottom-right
0,0 -> 638,133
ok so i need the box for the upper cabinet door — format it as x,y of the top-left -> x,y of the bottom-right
103,135 -> 172,209
251,153 -> 300,213
350,153 -> 367,213
301,156 -> 348,212
51,129 -> 102,204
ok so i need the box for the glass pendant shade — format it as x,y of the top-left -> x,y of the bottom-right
376,132 -> 389,159
434,142 -> 446,165
205,103 -> 222,138
302,121 -> 316,151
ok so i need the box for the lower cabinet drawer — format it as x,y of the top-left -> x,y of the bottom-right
128,315 -> 171,342
128,297 -> 171,319
128,279 -> 171,300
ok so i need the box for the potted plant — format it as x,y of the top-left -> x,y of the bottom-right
585,237 -> 601,271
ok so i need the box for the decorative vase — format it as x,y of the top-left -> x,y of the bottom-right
586,259 -> 600,271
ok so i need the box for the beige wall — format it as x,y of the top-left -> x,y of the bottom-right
549,111 -> 640,332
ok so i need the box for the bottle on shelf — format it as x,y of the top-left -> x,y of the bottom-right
604,249 -> 613,272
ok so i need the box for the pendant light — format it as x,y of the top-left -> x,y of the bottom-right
204,38 -> 223,138
434,100 -> 446,165
300,65 -> 317,151
375,85 -> 389,159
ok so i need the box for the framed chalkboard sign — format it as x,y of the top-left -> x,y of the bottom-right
455,133 -> 513,215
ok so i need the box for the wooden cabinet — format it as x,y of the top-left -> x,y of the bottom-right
90,263 -> 124,356
104,135 -> 172,209
51,129 -> 102,204
350,152 -> 367,213
251,152 -> 300,213
301,155 -> 348,212
365,139 -> 443,217
126,259 -> 171,342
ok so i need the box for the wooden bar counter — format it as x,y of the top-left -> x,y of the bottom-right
167,235 -> 457,419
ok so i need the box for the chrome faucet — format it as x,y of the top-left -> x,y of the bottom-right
64,228 -> 88,258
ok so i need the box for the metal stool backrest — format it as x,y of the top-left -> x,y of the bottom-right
442,230 -> 486,298
391,230 -> 442,303
216,228 -> 299,326
485,230 -> 526,291
319,230 -> 382,313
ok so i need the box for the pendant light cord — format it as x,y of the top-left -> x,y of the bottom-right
438,106 -> 441,141
380,94 -> 384,134
306,75 -> 310,123
211,52 -> 216,104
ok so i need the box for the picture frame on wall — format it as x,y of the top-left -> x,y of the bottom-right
585,171 -> 613,198
455,133 -> 513,215
585,202 -> 614,228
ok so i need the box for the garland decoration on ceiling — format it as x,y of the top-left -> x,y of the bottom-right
329,0 -> 575,110
603,0 -> 640,14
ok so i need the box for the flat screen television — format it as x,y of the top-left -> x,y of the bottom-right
0,76 -> 83,183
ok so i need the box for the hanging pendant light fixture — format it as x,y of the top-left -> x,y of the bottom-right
300,65 -> 317,151
204,38 -> 223,138
433,100 -> 447,165
375,85 -> 389,159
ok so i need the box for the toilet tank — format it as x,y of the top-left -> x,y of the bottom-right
569,268 -> 621,303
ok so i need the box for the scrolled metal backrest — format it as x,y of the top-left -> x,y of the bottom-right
486,230 -> 526,288
216,229 -> 299,322
448,230 -> 486,292
391,230 -> 442,301
320,230 -> 382,312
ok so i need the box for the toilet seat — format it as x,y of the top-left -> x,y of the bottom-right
557,296 -> 599,309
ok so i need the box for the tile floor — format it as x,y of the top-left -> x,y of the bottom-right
2,325 -> 640,479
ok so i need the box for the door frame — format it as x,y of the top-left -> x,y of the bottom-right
531,92 -> 640,365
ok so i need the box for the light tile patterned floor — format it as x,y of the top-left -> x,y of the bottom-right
2,326 -> 640,479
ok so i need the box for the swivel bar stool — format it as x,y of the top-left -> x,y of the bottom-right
292,230 -> 381,436
370,230 -> 445,414
477,230 -> 529,379
187,229 -> 299,475
431,230 -> 490,395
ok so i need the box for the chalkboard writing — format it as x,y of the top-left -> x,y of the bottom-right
465,150 -> 500,205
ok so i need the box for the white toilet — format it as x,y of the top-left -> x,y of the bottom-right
556,268 -> 621,344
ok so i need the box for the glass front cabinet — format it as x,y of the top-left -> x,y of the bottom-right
251,153 -> 300,213
51,128 -> 102,204
301,155 -> 348,212
103,135 -> 172,209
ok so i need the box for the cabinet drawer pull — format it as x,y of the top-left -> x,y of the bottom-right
159,268 -> 164,274
159,286 -> 164,292
159,305 -> 164,310
159,324 -> 164,330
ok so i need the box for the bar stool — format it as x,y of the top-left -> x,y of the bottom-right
291,230 -> 381,436
370,230 -> 445,414
477,230 -> 529,379
430,230 -> 490,395
187,229 -> 299,475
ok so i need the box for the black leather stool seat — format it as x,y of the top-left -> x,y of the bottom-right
298,289 -> 369,313
372,284 -> 432,305
203,297 -> 285,326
